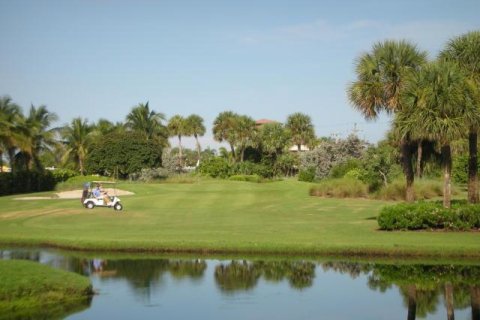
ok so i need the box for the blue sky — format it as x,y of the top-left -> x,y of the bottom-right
1,0 -> 479,149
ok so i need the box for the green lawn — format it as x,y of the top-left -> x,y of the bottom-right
0,260 -> 92,319
0,179 -> 479,257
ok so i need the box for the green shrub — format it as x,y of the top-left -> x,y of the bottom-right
375,178 -> 453,201
50,168 -> 78,183
230,161 -> 273,178
197,157 -> 231,178
0,171 -> 56,196
229,175 -> 262,183
330,159 -> 362,178
298,167 -> 315,182
377,202 -> 480,230
309,178 -> 369,198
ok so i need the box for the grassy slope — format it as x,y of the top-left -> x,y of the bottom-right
0,260 -> 92,319
0,180 -> 479,257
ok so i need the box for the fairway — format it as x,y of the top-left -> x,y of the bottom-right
0,180 -> 479,257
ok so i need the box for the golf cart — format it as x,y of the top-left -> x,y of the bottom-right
82,181 -> 123,211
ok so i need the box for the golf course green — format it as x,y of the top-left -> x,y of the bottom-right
0,179 -> 479,257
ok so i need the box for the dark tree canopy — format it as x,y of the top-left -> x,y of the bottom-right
86,131 -> 162,178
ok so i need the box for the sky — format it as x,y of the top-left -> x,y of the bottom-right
1,0 -> 479,150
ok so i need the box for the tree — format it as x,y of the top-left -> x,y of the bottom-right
0,96 -> 21,172
125,102 -> 168,146
259,122 -> 290,159
348,40 -> 427,202
396,61 -> 477,208
234,115 -> 257,162
15,105 -> 58,171
285,113 -> 315,151
167,115 -> 187,167
93,119 -> 124,136
86,131 -> 162,178
441,31 -> 480,203
185,114 -> 206,162
213,111 -> 239,161
61,118 -> 93,175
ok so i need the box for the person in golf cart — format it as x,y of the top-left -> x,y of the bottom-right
93,183 -> 113,206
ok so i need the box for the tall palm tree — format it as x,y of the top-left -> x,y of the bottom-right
167,115 -> 187,168
260,122 -> 290,158
185,114 -> 206,162
213,111 -> 239,161
0,96 -> 21,172
61,118 -> 93,175
396,61 -> 477,208
441,31 -> 480,204
348,40 -> 427,202
93,118 -> 124,136
125,102 -> 167,146
234,115 -> 257,162
16,105 -> 58,171
285,112 -> 315,152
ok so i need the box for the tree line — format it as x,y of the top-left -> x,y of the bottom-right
348,30 -> 480,208
0,98 -> 318,177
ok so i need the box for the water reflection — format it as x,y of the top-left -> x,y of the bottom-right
1,249 -> 480,319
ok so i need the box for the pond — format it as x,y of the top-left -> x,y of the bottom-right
1,248 -> 479,320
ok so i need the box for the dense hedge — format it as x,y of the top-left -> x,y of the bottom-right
0,171 -> 56,196
377,202 -> 480,230
197,158 -> 274,179
309,178 -> 369,198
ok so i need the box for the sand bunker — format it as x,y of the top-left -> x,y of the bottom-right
14,188 -> 134,200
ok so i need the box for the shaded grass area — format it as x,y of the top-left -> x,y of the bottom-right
0,180 -> 479,258
0,260 -> 92,319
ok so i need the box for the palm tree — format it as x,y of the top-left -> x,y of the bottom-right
260,122 -> 290,158
185,114 -> 206,163
348,40 -> 427,202
15,105 -> 58,171
396,61 -> 477,208
285,112 -> 315,151
125,102 -> 167,146
167,115 -> 187,168
213,111 -> 239,161
234,115 -> 257,162
440,31 -> 480,204
0,96 -> 21,172
93,119 -> 124,136
61,118 -> 93,175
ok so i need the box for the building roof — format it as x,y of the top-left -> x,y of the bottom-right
255,119 -> 277,126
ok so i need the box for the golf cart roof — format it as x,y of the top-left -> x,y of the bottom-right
92,181 -> 117,184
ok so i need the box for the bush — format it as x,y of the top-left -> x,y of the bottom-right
130,168 -> 170,182
378,202 -> 480,230
0,171 -> 56,196
375,178 -> 453,201
330,159 -> 362,178
230,161 -> 273,178
298,167 -> 316,182
197,157 -> 231,178
50,168 -> 79,183
309,178 -> 369,198
229,175 -> 262,183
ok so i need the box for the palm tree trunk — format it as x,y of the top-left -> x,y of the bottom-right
7,147 -> 16,173
416,140 -> 423,178
471,285 -> 480,320
445,282 -> 455,320
79,158 -> 84,175
442,145 -> 452,208
407,285 -> 417,320
468,128 -> 479,203
0,151 -> 3,172
297,144 -> 301,152
229,143 -> 236,163
241,147 -> 245,162
178,135 -> 183,168
401,140 -> 415,202
194,134 -> 201,163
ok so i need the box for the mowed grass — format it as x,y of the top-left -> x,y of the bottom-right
0,179 -> 479,257
0,260 -> 92,318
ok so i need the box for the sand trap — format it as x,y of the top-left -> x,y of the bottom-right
13,188 -> 134,200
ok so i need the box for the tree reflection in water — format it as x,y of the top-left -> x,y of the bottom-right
214,260 -> 315,293
2,249 -> 480,319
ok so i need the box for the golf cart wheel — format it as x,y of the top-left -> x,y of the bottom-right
86,202 -> 95,209
114,203 -> 123,211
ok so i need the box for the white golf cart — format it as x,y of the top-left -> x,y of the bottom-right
83,181 -> 123,211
